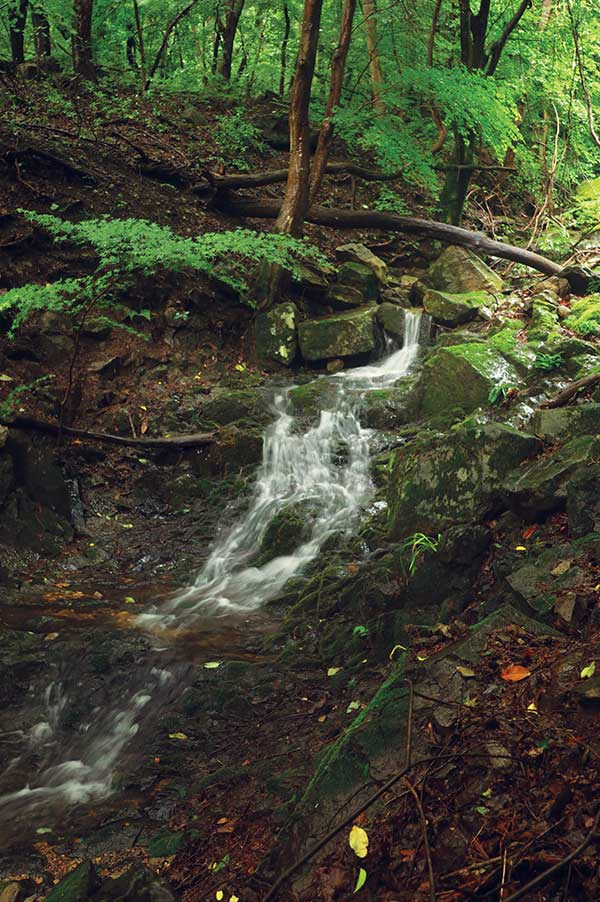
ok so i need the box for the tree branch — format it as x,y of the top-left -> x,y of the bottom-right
4,416 -> 216,448
486,0 -> 532,76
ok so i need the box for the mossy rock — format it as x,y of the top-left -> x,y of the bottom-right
216,425 -> 263,471
255,302 -> 299,366
199,388 -> 269,427
359,377 -> 421,430
326,283 -> 367,309
335,243 -> 388,283
287,379 -> 338,419
44,862 -> 97,902
423,289 -> 494,327
387,422 -> 541,540
257,501 -> 315,564
529,293 -> 560,342
336,261 -> 379,301
506,542 -> 590,616
531,403 -> 600,442
489,327 -> 537,374
147,830 -> 186,856
298,307 -> 380,361
420,245 -> 503,295
567,465 -> 600,537
503,434 -> 600,520
565,294 -> 600,337
420,343 -> 519,417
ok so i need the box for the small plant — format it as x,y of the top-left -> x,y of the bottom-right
399,532 -> 441,577
575,320 -> 600,336
533,351 -> 564,371
215,110 -> 268,171
488,382 -> 517,405
0,376 -> 54,421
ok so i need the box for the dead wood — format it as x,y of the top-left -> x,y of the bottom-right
4,415 -> 217,449
539,370 -> 600,409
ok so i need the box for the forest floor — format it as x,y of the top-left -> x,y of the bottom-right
1,75 -> 600,902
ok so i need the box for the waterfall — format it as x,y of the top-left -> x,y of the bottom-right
0,309 -> 428,817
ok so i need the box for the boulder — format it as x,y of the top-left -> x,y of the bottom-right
6,432 -> 71,517
334,243 -> 388,283
506,543 -> 590,616
255,302 -> 299,366
257,501 -> 314,563
292,260 -> 331,297
326,284 -> 366,310
420,343 -> 519,418
199,388 -> 269,426
96,864 -> 175,901
423,289 -> 494,327
503,435 -> 600,520
416,246 -> 503,298
388,422 -> 541,539
380,286 -> 413,308
529,292 -> 560,342
288,380 -> 338,418
531,403 -> 600,442
376,302 -> 408,342
359,377 -> 421,430
0,453 -> 13,506
335,262 -> 379,302
298,307 -> 380,361
44,861 -> 98,902
565,294 -> 600,337
488,325 -> 537,374
567,465 -> 600,537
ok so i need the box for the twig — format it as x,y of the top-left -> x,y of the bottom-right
502,807 -> 600,902
405,677 -> 415,768
405,778 -> 436,901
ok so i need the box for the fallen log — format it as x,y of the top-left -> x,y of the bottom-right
219,195 -> 565,280
539,370 -> 600,409
4,415 -> 217,449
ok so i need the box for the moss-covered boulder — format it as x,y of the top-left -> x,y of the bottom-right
423,289 -> 493,326
298,307 -> 380,361
505,540 -> 595,616
417,245 -> 503,297
420,343 -> 519,417
288,379 -> 338,418
529,292 -> 560,342
388,422 -> 541,539
503,434 -> 600,520
335,262 -> 379,301
565,294 -> 600,337
566,465 -> 600,537
255,302 -> 298,366
326,283 -> 368,310
335,242 -> 388,283
531,403 -> 600,442
488,324 -> 537,374
44,862 -> 97,902
376,302 -> 408,342
359,377 -> 421,429
199,388 -> 269,426
257,501 -> 315,564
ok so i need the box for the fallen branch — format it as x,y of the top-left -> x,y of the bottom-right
4,415 -> 216,449
539,370 -> 600,409
220,195 -> 565,280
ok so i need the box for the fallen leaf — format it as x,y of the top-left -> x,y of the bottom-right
124,596 -> 136,604
551,559 -> 572,576
204,661 -> 221,669
327,667 -> 342,677
216,892 -> 224,901
44,633 -> 59,641
522,525 -> 538,540
400,849 -> 415,862
354,867 -> 367,893
36,827 -> 52,835
416,653 -> 428,662
229,896 -> 239,902
515,545 -> 527,552
501,664 -> 531,682
527,701 -> 539,713
581,662 -> 596,679
168,732 -> 188,740
347,700 -> 361,713
349,825 -> 369,858
318,715 -> 327,722
456,665 -> 475,678
0,373 -> 13,381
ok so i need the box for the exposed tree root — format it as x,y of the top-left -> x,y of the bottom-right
3,415 -> 216,448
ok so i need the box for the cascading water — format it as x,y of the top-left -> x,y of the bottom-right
0,309 -> 428,822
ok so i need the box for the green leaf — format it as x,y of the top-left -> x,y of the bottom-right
354,868 -> 367,893
204,661 -> 221,669
581,662 -> 596,679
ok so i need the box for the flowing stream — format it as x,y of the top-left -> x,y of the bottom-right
0,309 -> 427,827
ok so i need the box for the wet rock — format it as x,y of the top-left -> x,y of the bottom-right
96,864 -> 174,901
503,435 -> 600,520
334,243 -> 388,283
529,292 -> 560,342
326,283 -> 366,310
359,378 -> 421,430
44,861 -> 98,902
423,289 -> 494,327
380,286 -> 413,308
388,422 -> 541,539
414,245 -> 503,300
488,324 -> 537,374
199,388 -> 269,427
505,543 -> 588,616
0,452 -> 14,506
6,432 -> 71,517
376,302 -> 408,342
567,465 -> 600,537
217,424 -> 263,470
255,302 -> 298,366
531,403 -> 600,442
420,343 -> 519,417
288,379 -> 338,418
326,358 -> 344,373
298,307 -> 380,361
335,262 -> 379,302
257,501 -> 314,563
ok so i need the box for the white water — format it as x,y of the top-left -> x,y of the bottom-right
0,310 -> 426,818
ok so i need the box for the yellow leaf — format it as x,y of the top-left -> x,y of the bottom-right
318,715 -> 327,722
327,667 -> 342,677
124,596 -> 136,604
204,661 -> 221,669
389,644 -> 406,660
464,695 -> 477,707
44,632 -> 59,641
229,896 -> 239,902
515,546 -> 527,552
456,665 -> 475,678
416,653 -> 428,662
349,825 -> 369,858
527,701 -> 539,713
581,662 -> 596,679
216,893 -> 224,901
169,732 -> 188,740
551,559 -> 572,576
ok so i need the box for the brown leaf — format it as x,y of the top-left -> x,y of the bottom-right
501,664 -> 531,682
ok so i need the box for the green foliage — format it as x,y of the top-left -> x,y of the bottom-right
488,382 -> 516,405
574,320 -> 600,336
0,212 -> 324,334
398,532 -> 441,577
0,376 -> 54,421
533,351 -> 564,371
215,109 -> 268,170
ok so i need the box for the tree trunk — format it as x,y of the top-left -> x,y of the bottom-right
439,131 -> 476,225
363,0 -> 384,113
274,0 -> 323,236
32,8 -> 51,59
279,2 -> 290,96
9,0 -> 29,64
132,0 -> 147,92
217,0 -> 245,80
72,0 -> 95,79
309,0 -> 356,203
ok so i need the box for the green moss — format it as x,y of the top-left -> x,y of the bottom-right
566,295 -> 600,335
421,343 -> 518,417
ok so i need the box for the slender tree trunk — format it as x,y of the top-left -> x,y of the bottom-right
148,0 -> 200,85
363,0 -> 384,113
72,0 -> 95,79
439,131 -> 476,225
132,0 -> 147,92
274,0 -> 323,236
217,0 -> 245,80
32,8 -> 51,59
309,0 -> 356,202
9,0 -> 29,64
279,2 -> 290,96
